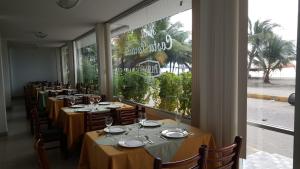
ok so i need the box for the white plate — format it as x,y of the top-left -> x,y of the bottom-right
118,138 -> 145,148
75,108 -> 92,112
104,126 -> 125,134
161,129 -> 188,138
70,105 -> 84,108
74,94 -> 83,96
140,120 -> 161,127
98,102 -> 110,105
106,105 -> 121,109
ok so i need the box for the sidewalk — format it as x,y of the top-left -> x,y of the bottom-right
247,78 -> 295,102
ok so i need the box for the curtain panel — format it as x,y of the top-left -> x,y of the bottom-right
191,0 -> 248,157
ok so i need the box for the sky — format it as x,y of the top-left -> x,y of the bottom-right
249,0 -> 298,42
170,0 -> 298,43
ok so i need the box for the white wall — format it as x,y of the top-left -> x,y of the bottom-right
0,33 -> 8,135
9,45 -> 60,97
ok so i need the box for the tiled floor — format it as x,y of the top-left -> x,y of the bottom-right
0,99 -> 78,169
244,151 -> 293,169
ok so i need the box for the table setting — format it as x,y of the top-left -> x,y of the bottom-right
78,118 -> 214,169
93,114 -> 193,162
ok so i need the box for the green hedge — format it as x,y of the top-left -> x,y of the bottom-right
114,71 -> 192,116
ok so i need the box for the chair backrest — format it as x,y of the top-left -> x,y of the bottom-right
206,136 -> 243,169
117,105 -> 140,125
154,145 -> 207,169
35,139 -> 50,169
31,107 -> 41,138
84,111 -> 113,132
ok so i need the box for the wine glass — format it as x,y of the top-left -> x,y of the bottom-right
138,112 -> 146,128
134,118 -> 141,137
70,97 -> 76,107
118,95 -> 124,102
95,96 -> 102,104
105,116 -> 113,134
89,97 -> 95,108
67,90 -> 71,95
175,112 -> 182,130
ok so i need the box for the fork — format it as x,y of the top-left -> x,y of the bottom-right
144,135 -> 154,144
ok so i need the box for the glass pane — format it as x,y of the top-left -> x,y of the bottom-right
247,0 -> 297,168
75,32 -> 99,90
111,1 -> 192,116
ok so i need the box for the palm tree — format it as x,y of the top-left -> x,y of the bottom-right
248,19 -> 279,77
253,34 -> 295,83
148,18 -> 191,73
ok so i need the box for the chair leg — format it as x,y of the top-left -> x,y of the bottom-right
30,118 -> 34,135
60,133 -> 69,159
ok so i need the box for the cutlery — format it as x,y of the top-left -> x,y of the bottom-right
160,135 -> 168,141
144,135 -> 154,144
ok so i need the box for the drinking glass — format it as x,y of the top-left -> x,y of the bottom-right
105,116 -> 113,133
175,112 -> 182,130
134,118 -> 141,137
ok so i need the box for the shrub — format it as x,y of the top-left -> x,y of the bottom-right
179,72 -> 192,116
116,71 -> 151,104
157,72 -> 181,112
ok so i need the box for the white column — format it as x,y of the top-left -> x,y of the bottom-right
0,33 -> 8,135
191,0 -> 247,156
1,40 -> 12,108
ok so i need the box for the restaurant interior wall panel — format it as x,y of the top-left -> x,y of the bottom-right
0,33 -> 8,135
1,40 -> 12,108
9,46 -> 60,97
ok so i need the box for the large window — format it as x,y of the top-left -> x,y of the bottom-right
245,0 -> 297,168
75,32 -> 99,88
61,46 -> 70,84
112,9 -> 192,116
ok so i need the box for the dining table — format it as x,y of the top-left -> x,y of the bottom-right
58,102 -> 135,149
46,97 -> 65,122
77,119 -> 215,169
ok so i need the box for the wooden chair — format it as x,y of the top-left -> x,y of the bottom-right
115,105 -> 144,125
154,145 -> 207,169
30,104 -> 50,135
206,136 -> 243,169
32,108 -> 63,150
35,139 -> 50,169
84,111 -> 113,132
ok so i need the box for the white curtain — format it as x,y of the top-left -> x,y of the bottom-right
66,41 -> 75,86
191,0 -> 248,157
95,23 -> 113,100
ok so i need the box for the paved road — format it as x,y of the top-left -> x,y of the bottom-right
247,98 -> 294,158
247,98 -> 295,130
248,78 -> 295,97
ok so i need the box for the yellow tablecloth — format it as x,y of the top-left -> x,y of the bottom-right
78,119 -> 215,169
59,103 -> 135,149
46,97 -> 64,122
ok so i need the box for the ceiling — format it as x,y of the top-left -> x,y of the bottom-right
0,0 -> 144,47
